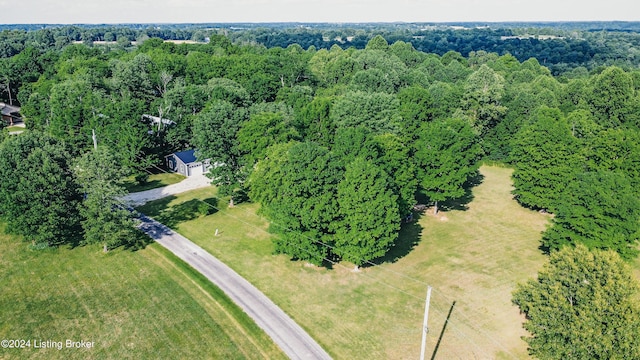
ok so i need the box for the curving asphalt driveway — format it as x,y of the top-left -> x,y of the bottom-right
136,214 -> 332,360
123,173 -> 211,206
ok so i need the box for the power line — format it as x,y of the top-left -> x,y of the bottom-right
133,158 -> 520,359
37,122 -> 521,358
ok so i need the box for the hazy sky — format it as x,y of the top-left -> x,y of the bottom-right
2,0 -> 638,24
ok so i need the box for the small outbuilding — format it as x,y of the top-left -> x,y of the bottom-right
165,149 -> 211,177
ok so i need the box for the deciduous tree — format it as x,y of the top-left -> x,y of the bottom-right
74,147 -> 134,251
249,142 -> 342,265
513,245 -> 640,359
335,158 -> 399,268
510,107 -> 583,212
0,132 -> 82,246
192,100 -> 247,204
414,118 -> 483,214
542,171 -> 640,260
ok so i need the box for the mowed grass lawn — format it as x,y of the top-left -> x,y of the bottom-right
137,165 -> 551,359
0,226 -> 286,360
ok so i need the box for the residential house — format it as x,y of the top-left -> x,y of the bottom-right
165,149 -> 211,177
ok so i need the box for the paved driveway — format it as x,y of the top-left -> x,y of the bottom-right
123,173 -> 211,206
137,214 -> 332,360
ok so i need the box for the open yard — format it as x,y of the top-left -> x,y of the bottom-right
137,165 -> 552,359
0,225 -> 285,360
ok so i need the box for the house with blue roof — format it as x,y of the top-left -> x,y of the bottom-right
165,149 -> 211,177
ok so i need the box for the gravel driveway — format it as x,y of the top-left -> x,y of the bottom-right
123,173 -> 211,206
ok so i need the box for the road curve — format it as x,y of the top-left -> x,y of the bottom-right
137,214 -> 332,360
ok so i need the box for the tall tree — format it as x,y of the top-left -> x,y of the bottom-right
335,157 -> 400,268
513,245 -> 640,360
47,78 -> 104,150
249,142 -> 342,265
74,147 -> 135,251
374,133 -> 417,218
296,96 -> 334,146
414,118 -> 483,214
589,66 -> 635,128
110,53 -> 156,102
542,171 -> 640,260
0,131 -> 82,246
510,107 -> 583,213
237,111 -> 300,166
192,100 -> 247,205
397,86 -> 435,140
461,64 -> 507,135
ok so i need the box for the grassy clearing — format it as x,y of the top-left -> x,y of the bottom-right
136,166 -> 551,359
0,225 -> 285,360
5,126 -> 25,133
122,172 -> 186,193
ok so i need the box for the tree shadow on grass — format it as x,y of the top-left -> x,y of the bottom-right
440,171 -> 484,212
136,196 -> 218,229
124,227 -> 156,251
416,171 -> 485,213
372,211 -> 423,265
201,197 -> 220,215
135,195 -> 177,218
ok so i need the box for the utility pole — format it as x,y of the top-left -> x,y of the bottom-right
92,129 -> 98,150
420,286 -> 433,360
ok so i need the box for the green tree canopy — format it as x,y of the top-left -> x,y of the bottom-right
249,142 -> 343,265
74,147 -> 135,251
414,118 -> 483,214
192,100 -> 248,203
510,107 -> 584,212
330,91 -> 401,134
237,111 -> 300,166
296,96 -> 334,146
0,131 -> 82,246
588,66 -> 635,128
542,171 -> 640,260
397,86 -> 435,140
513,245 -> 640,359
335,157 -> 400,267
461,64 -> 507,136
373,133 -> 417,217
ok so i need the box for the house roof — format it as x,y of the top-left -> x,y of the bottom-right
141,114 -> 176,126
173,149 -> 198,164
0,102 -> 21,117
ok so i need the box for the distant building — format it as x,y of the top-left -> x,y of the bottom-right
0,102 -> 21,126
141,114 -> 176,126
165,149 -> 211,177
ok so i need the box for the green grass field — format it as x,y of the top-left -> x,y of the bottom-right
136,166 -> 553,359
0,225 -> 286,360
122,172 -> 186,193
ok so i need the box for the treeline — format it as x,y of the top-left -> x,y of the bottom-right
0,33 -> 638,265
0,25 -> 207,58
4,22 -> 640,75
242,27 -> 640,75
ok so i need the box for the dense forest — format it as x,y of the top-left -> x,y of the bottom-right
3,22 -> 640,74
1,23 -> 640,358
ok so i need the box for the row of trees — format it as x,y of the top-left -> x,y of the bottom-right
2,33 -> 638,264
1,28 -> 639,358
0,132 -> 135,250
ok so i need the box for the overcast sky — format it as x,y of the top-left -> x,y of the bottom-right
2,0 -> 637,24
